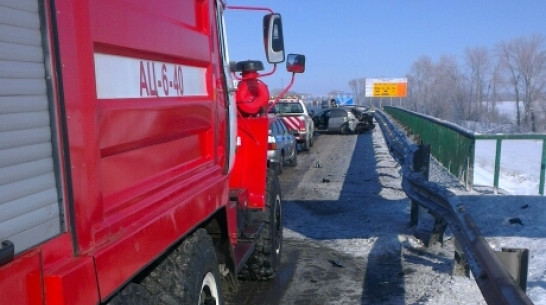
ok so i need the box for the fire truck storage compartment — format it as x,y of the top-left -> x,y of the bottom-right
0,0 -> 64,256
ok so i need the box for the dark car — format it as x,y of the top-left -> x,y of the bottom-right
267,115 -> 297,174
312,106 -> 375,134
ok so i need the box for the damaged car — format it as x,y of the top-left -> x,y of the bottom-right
313,106 -> 375,134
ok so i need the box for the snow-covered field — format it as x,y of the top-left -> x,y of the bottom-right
473,101 -> 545,195
474,139 -> 544,195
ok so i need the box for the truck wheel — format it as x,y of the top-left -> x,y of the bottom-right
303,136 -> 311,151
242,169 -> 282,280
141,229 -> 223,305
106,283 -> 153,305
301,138 -> 308,151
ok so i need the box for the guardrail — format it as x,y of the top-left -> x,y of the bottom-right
383,106 -> 546,195
374,109 -> 534,305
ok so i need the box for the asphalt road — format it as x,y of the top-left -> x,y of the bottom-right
225,127 -> 483,305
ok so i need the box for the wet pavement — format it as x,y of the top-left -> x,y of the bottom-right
225,130 -> 408,304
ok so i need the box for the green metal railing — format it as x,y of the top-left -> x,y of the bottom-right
383,106 -> 546,195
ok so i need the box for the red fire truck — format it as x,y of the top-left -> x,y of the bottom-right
0,1 -> 304,304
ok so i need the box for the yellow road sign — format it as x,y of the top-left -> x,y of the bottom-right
372,82 -> 407,98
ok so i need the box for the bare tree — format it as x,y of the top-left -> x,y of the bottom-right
437,55 -> 466,123
465,46 -> 491,122
426,55 -> 458,120
358,78 -> 367,105
406,55 -> 466,123
407,55 -> 434,112
348,78 -> 367,105
515,34 -> 546,132
487,63 -> 503,122
496,39 -> 523,129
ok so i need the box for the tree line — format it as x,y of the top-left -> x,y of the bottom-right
349,34 -> 546,133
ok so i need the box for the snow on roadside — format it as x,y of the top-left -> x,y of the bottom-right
460,195 -> 546,304
474,139 -> 543,195
470,139 -> 546,303
281,122 -> 545,304
427,142 -> 546,304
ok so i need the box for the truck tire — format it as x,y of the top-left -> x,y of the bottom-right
303,135 -> 311,151
141,229 -> 223,305
302,138 -> 309,151
241,169 -> 282,280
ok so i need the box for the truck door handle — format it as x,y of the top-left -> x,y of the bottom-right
0,240 -> 14,266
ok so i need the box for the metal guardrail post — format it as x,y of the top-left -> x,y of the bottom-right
540,140 -> 546,195
495,248 -> 529,292
453,238 -> 470,277
466,141 -> 475,191
493,139 -> 502,194
410,144 -> 430,227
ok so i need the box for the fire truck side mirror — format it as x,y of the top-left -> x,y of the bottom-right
263,13 -> 285,64
286,54 -> 305,73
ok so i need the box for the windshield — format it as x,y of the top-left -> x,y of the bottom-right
270,102 -> 303,114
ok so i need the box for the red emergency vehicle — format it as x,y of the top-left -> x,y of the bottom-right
0,1 -> 304,304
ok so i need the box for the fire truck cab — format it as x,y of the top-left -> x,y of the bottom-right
0,1 -> 304,304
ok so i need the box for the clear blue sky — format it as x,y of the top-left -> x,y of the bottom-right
224,0 -> 546,97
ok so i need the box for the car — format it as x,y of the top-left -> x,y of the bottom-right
267,115 -> 298,174
312,106 -> 375,134
269,98 -> 315,151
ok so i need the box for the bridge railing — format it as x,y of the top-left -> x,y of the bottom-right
383,106 -> 546,195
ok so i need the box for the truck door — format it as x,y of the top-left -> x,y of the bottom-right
1,2 -> 65,304
0,0 -> 64,260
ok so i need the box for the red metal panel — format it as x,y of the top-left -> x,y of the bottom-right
54,0 -> 103,252
97,101 -> 214,200
53,0 -> 232,302
90,0 -> 210,64
229,116 -> 268,209
94,169 -> 229,299
98,102 -> 212,156
50,0 -> 234,302
54,0 -> 221,244
39,234 -> 74,269
44,257 -> 99,305
0,251 -> 43,305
